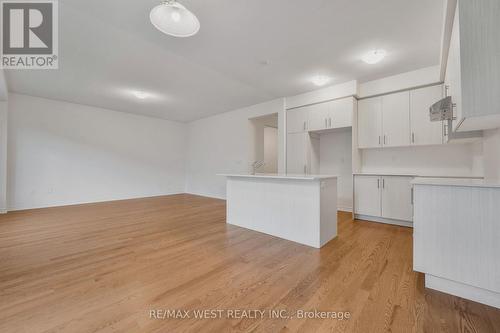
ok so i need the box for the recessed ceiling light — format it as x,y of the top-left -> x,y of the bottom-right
133,91 -> 149,99
362,49 -> 386,64
311,75 -> 332,87
150,0 -> 200,38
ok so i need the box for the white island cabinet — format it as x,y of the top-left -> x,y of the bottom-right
219,174 -> 338,248
412,178 -> 500,309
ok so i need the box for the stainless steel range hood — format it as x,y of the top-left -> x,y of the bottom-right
430,96 -> 482,142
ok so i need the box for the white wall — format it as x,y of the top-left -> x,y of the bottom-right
285,80 -> 357,110
360,142 -> 484,177
358,66 -> 441,98
185,98 -> 284,199
483,128 -> 500,181
7,93 -> 186,210
319,129 -> 353,211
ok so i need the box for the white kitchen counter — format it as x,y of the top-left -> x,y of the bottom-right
219,174 -> 338,248
218,173 -> 337,180
354,172 -> 483,179
353,172 -> 417,177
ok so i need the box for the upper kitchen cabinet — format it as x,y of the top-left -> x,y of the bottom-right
410,85 -> 444,146
304,102 -> 331,131
307,97 -> 354,132
329,98 -> 354,129
381,91 -> 410,147
358,91 -> 410,148
358,97 -> 382,148
287,107 -> 309,133
358,87 -> 448,149
445,0 -> 500,132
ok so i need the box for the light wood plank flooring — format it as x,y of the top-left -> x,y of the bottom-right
1,194 -> 499,332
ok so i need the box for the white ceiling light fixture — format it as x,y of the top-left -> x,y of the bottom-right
132,91 -> 149,99
311,75 -> 332,87
150,0 -> 200,38
362,49 -> 387,64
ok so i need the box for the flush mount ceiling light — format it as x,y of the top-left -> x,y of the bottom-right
132,91 -> 149,99
362,49 -> 386,64
150,0 -> 200,38
311,75 -> 332,87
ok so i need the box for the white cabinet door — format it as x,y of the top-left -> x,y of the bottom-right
286,132 -> 308,174
329,98 -> 353,129
382,91 -> 410,147
381,176 -> 413,222
309,135 -> 320,174
410,85 -> 444,146
307,102 -> 330,131
354,176 -> 381,216
358,97 -> 382,148
287,108 -> 309,133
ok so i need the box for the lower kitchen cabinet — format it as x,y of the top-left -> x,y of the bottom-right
354,175 -> 413,225
353,175 -> 380,216
381,176 -> 413,221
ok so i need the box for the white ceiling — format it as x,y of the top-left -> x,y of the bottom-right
5,0 -> 444,122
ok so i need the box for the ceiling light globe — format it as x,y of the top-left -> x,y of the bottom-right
150,1 -> 200,38
362,50 -> 386,64
311,75 -> 332,87
171,10 -> 181,22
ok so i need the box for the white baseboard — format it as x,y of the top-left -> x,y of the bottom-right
7,192 -> 185,212
185,191 -> 226,200
354,214 -> 413,228
338,206 -> 353,213
425,274 -> 500,309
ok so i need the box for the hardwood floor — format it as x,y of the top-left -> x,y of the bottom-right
1,194 -> 499,333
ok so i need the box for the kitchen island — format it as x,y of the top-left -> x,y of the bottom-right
412,178 -> 500,309
219,174 -> 337,248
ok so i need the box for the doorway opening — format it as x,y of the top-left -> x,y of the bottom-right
249,113 -> 278,174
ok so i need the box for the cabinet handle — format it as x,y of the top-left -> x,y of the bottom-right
411,187 -> 414,205
303,165 -> 307,174
303,121 -> 306,131
383,135 -> 387,145
378,136 -> 381,145
412,132 -> 415,143
377,179 -> 380,188
382,178 -> 385,189
324,118 -> 328,128
329,118 -> 332,127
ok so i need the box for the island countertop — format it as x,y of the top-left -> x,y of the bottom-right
411,177 -> 500,188
218,173 -> 337,180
